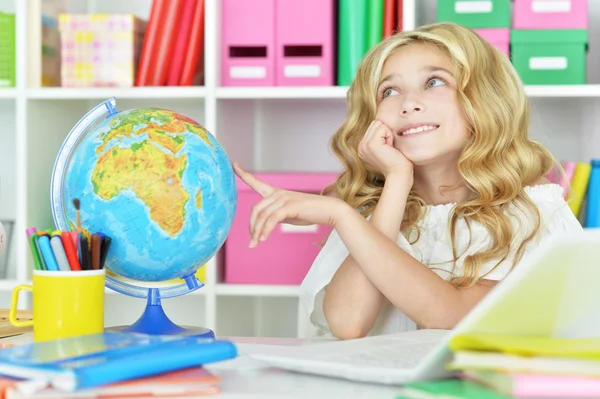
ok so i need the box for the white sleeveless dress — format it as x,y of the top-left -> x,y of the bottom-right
299,184 -> 583,337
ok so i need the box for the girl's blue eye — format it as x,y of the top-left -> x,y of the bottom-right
427,78 -> 446,88
382,87 -> 399,98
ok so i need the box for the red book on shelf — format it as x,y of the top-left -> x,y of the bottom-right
135,0 -> 168,86
167,0 -> 198,86
384,0 -> 396,37
396,0 -> 403,32
179,0 -> 205,86
148,0 -> 185,85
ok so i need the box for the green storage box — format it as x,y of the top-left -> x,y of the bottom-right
511,30 -> 588,85
437,0 -> 510,28
0,12 -> 15,88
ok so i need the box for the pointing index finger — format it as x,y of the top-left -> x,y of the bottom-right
233,162 -> 275,197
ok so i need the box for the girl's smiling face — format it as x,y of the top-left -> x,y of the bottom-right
375,43 -> 471,167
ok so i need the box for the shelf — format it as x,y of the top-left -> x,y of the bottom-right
0,279 -> 21,291
216,283 -> 300,297
216,85 -> 600,100
525,85 -> 600,98
216,86 -> 349,99
0,89 -> 17,99
26,86 -> 207,100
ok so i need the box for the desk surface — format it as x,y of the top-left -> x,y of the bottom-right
0,334 -> 406,399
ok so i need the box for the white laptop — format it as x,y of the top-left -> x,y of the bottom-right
249,229 -> 600,385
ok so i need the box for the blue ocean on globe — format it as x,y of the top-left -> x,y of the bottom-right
59,107 -> 237,282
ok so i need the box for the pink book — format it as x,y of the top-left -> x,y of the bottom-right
559,161 -> 576,199
461,370 -> 600,398
545,166 -> 559,184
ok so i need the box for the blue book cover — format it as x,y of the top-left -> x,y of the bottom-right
0,332 -> 237,392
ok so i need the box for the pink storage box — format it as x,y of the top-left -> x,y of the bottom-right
221,0 -> 275,86
275,0 -> 334,86
474,28 -> 510,57
513,0 -> 588,29
224,173 -> 338,285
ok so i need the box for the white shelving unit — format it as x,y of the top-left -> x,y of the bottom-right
1,0 -> 599,338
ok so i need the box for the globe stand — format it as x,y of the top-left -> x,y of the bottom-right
107,276 -> 215,338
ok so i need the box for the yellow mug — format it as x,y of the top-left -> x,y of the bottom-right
10,269 -> 105,342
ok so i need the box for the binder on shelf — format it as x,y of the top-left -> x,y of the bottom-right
166,0 -> 198,86
569,162 -> 592,218
366,0 -> 384,50
558,160 -> 576,199
337,0 -> 369,86
0,12 -> 15,88
396,0 -> 403,33
275,0 -> 334,86
149,0 -> 184,85
585,160 -> 600,228
383,0 -> 397,37
135,0 -> 168,86
221,0 -> 275,86
179,0 -> 205,86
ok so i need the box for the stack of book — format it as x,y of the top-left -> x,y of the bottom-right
0,331 -> 237,398
397,333 -> 600,398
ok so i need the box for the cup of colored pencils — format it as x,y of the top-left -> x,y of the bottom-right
25,227 -> 111,272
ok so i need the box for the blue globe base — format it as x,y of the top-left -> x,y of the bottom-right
123,303 -> 215,338
107,289 -> 215,339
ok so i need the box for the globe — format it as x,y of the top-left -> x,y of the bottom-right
50,98 -> 237,337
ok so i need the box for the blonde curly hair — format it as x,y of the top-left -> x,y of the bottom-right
325,22 -> 557,288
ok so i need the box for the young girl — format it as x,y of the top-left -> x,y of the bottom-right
232,22 -> 582,340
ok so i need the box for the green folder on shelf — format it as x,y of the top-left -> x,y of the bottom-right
337,0 -> 386,86
337,0 -> 368,86
0,12 -> 16,88
366,0 -> 384,52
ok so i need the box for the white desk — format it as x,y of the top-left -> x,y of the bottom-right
0,333 -> 405,399
207,336 -> 404,398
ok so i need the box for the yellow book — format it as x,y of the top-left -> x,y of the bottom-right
568,162 -> 592,217
449,333 -> 600,361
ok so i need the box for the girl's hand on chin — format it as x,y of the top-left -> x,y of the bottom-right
357,120 -> 413,179
233,162 -> 351,247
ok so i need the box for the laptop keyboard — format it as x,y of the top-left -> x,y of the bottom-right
311,341 -> 440,369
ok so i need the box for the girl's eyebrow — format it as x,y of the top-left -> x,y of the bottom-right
423,65 -> 453,75
378,73 -> 401,86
